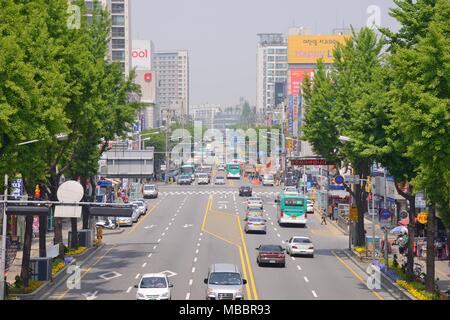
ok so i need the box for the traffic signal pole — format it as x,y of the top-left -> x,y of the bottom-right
0,174 -> 8,300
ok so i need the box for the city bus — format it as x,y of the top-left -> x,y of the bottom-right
180,164 -> 195,180
226,163 -> 241,179
275,191 -> 308,227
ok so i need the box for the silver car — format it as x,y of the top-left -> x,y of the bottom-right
247,197 -> 263,209
131,204 -> 140,223
204,263 -> 247,300
215,176 -> 226,185
285,236 -> 314,258
132,200 -> 146,216
262,174 -> 274,186
143,184 -> 158,199
244,216 -> 267,234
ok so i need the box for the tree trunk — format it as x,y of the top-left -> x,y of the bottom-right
20,215 -> 33,288
38,215 -> 47,258
70,218 -> 78,249
353,161 -> 370,246
425,205 -> 436,293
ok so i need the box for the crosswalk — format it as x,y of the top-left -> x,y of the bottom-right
159,190 -> 278,196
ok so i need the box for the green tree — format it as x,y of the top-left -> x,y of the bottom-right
303,28 -> 386,246
388,0 -> 450,292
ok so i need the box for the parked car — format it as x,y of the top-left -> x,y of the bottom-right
135,273 -> 173,300
239,186 -> 252,197
204,263 -> 247,300
244,216 -> 267,234
307,200 -> 314,214
247,197 -> 263,209
214,176 -> 226,185
285,236 -> 314,258
262,174 -> 274,186
178,174 -> 192,185
143,184 -> 158,199
256,244 -> 286,267
117,216 -> 133,227
132,200 -> 146,216
131,204 -> 140,223
245,206 -> 264,219
197,173 -> 210,185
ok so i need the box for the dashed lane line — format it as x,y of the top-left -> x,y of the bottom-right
297,265 -> 302,271
135,273 -> 140,279
304,276 -> 309,283
126,286 -> 132,293
142,262 -> 147,268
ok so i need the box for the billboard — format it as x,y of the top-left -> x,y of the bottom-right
288,68 -> 315,95
132,40 -> 152,70
288,35 -> 349,64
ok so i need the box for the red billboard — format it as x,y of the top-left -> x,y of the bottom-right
288,68 -> 315,95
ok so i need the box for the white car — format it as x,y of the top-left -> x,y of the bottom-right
135,273 -> 173,300
197,173 -> 210,185
132,200 -> 146,216
247,197 -> 263,209
285,236 -> 314,257
117,216 -> 133,227
214,176 -> 226,185
307,200 -> 314,213
283,186 -> 298,193
262,174 -> 274,186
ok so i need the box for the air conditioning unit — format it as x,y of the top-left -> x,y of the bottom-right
29,257 -> 52,281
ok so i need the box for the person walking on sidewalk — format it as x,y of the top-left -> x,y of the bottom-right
321,209 -> 328,225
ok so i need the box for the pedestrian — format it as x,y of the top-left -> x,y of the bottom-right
327,204 -> 333,220
321,210 -> 327,225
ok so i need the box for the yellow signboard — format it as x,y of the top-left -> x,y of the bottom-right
417,212 -> 428,224
350,207 -> 358,222
288,35 -> 349,64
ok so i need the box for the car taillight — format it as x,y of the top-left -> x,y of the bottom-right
280,211 -> 284,217
305,213 -> 308,218
292,246 -> 298,249
309,246 -> 314,249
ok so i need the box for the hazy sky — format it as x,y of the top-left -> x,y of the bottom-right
131,0 -> 400,107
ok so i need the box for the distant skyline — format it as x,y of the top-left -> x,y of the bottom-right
131,0 -> 400,107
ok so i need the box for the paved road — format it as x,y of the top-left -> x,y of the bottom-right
41,179 -> 395,300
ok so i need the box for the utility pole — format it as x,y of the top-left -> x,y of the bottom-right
0,174 -> 8,300
384,168 -> 389,267
164,110 -> 170,184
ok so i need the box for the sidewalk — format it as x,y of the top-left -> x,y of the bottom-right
6,220 -> 81,285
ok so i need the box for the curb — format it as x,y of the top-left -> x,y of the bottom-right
341,249 -> 415,300
35,243 -> 105,300
103,228 -> 125,235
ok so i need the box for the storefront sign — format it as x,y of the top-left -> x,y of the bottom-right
417,212 -> 428,224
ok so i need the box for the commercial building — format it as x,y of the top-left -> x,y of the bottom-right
286,27 -> 349,157
85,0 -> 132,76
256,33 -> 288,118
189,104 -> 222,129
155,50 -> 190,124
132,40 -> 158,130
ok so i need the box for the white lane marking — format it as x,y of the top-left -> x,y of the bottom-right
268,217 -> 271,220
153,245 -> 157,249
304,276 -> 309,283
142,262 -> 147,268
171,218 -> 175,221
189,279 -> 193,286
281,240 -> 286,244
270,222 -> 274,225
312,290 -> 318,298
162,232 -> 165,236
192,267 -> 196,273
277,233 -> 281,237
157,238 -> 161,243
198,237 -> 202,241
297,265 -> 302,271
274,228 -> 278,231
195,249 -> 199,254
194,257 -> 198,263
185,292 -> 190,300
291,256 -> 295,260
169,222 -> 172,226
126,286 -> 132,293
135,273 -> 140,279
165,227 -> 169,231
148,253 -> 152,258
200,233 -> 203,236
197,243 -> 200,247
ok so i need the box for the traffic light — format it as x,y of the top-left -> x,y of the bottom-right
34,184 -> 41,200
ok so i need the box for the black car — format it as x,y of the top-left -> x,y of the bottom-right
239,186 -> 252,197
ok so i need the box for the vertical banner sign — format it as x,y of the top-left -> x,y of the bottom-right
288,95 -> 294,135
293,95 -> 299,138
10,179 -> 23,198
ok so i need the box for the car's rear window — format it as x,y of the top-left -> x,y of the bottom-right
293,238 -> 311,243
144,185 -> 155,190
260,245 -> 282,252
209,272 -> 241,285
248,217 -> 265,223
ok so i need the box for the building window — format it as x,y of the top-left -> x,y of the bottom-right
112,50 -> 125,60
267,49 -> 274,54
267,56 -> 275,62
276,48 -> 287,54
112,39 -> 125,49
111,15 -> 125,26
112,27 -> 125,37
111,3 -> 124,14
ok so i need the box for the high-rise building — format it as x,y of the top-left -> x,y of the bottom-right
189,104 -> 222,129
256,34 -> 288,117
155,50 -> 190,124
85,0 -> 132,76
132,40 -> 157,130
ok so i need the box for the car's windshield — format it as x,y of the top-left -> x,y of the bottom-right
144,185 -> 155,190
140,277 -> 167,288
260,245 -> 282,252
208,272 -> 242,285
293,238 -> 311,243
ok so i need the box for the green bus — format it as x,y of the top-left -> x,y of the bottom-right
226,163 -> 241,179
275,191 -> 308,227
180,164 -> 195,180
